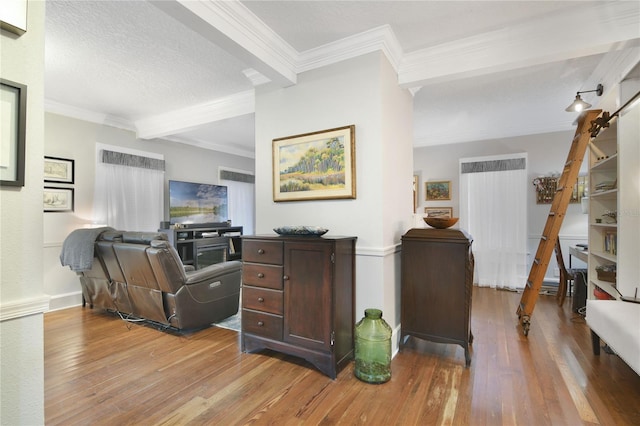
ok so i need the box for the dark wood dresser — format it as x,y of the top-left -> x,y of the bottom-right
400,228 -> 474,366
241,235 -> 356,379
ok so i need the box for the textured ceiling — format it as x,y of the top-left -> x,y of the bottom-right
44,1 -> 640,158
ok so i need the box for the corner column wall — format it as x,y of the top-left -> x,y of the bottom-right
254,52 -> 414,353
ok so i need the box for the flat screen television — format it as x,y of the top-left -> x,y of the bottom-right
169,180 -> 228,225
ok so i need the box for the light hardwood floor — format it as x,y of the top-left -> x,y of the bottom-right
45,288 -> 640,425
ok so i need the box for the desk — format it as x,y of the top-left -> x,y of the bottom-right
569,246 -> 588,268
569,246 -> 589,314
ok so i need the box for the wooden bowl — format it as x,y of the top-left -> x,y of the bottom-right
424,217 -> 459,229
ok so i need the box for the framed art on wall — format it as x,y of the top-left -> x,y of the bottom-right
424,207 -> 453,218
413,175 -> 419,213
425,180 -> 451,200
273,125 -> 356,202
0,78 -> 27,187
44,187 -> 74,212
44,156 -> 75,184
0,0 -> 27,35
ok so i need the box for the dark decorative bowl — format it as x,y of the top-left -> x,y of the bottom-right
424,217 -> 459,229
273,226 -> 329,236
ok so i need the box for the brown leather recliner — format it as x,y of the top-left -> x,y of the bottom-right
74,230 -> 241,331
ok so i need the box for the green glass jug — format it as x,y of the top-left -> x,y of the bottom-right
354,308 -> 392,383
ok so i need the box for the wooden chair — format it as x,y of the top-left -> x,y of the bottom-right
554,239 -> 574,307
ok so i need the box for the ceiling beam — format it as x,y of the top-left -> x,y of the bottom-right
399,1 -> 640,88
135,90 -> 254,139
150,0 -> 297,87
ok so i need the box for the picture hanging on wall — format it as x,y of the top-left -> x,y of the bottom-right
413,175 -> 419,213
44,156 -> 75,184
0,78 -> 26,187
272,125 -> 356,202
44,187 -> 74,212
425,180 -> 451,200
424,207 -> 453,218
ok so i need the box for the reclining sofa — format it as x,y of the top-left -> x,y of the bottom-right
66,229 -> 241,331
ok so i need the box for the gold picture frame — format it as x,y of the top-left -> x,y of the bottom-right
273,125 -> 356,202
425,180 -> 451,200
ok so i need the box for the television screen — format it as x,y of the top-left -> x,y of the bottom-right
169,180 -> 228,224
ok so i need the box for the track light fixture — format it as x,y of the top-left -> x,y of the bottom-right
565,84 -> 603,112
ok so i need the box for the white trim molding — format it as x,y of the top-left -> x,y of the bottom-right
0,296 -> 51,322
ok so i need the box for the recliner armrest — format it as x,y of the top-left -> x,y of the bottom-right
184,260 -> 242,285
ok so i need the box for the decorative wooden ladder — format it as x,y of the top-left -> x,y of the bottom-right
517,109 -> 602,336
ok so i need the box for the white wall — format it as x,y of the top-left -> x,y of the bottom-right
414,130 -> 590,283
43,113 -> 254,310
0,1 -> 47,424
254,52 -> 413,350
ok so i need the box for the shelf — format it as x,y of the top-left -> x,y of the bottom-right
590,250 -> 617,263
591,222 -> 618,228
590,188 -> 617,199
589,279 -> 618,299
590,153 -> 618,171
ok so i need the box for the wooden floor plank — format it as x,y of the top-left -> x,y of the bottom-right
45,288 -> 640,425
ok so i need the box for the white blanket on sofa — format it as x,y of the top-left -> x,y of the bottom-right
586,299 -> 640,376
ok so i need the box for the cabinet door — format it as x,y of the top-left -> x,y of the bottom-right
283,241 -> 332,351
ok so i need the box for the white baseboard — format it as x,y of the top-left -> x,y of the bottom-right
47,291 -> 83,312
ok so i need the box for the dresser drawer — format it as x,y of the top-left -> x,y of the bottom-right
243,263 -> 283,290
242,309 -> 282,341
242,239 -> 283,264
243,286 -> 283,315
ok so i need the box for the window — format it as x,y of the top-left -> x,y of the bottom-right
93,144 -> 164,231
459,154 -> 528,289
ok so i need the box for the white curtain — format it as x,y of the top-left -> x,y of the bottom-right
220,169 -> 255,235
459,154 -> 528,289
94,146 -> 164,232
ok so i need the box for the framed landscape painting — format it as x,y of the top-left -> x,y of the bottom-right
425,180 -> 451,200
273,125 -> 356,202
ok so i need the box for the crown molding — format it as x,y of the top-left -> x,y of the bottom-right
135,90 -> 255,139
297,24 -> 403,75
44,99 -> 135,131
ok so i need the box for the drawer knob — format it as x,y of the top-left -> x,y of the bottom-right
283,275 -> 289,280
257,297 -> 264,302
257,272 -> 264,278
257,249 -> 265,254
257,321 -> 264,327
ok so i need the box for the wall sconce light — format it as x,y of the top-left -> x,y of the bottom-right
565,84 -> 604,112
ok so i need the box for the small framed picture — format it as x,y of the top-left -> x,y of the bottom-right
44,156 -> 75,184
413,175 -> 419,213
424,207 -> 453,218
425,180 -> 451,200
44,187 -> 74,212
